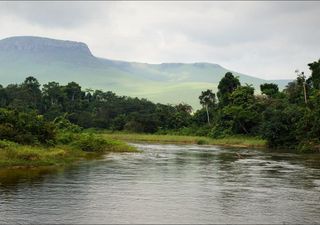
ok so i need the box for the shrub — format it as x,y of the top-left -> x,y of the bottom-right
53,116 -> 82,133
73,133 -> 108,152
56,131 -> 76,145
0,108 -> 56,145
0,140 -> 18,149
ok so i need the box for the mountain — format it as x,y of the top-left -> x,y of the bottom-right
0,36 -> 291,109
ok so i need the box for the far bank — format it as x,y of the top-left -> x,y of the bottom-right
101,132 -> 267,148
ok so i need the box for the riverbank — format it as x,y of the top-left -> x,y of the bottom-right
102,132 -> 267,148
0,139 -> 137,169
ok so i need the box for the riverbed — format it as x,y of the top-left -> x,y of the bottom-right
1,143 -> 320,224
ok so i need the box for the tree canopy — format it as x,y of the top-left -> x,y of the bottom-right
1,59 -> 320,153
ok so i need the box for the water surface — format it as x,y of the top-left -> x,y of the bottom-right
1,143 -> 320,224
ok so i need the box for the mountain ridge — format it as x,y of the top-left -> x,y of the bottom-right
0,36 -> 291,108
0,36 -> 92,55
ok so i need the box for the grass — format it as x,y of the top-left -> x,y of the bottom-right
0,131 -> 266,169
0,138 -> 137,169
102,132 -> 267,148
0,144 -> 84,168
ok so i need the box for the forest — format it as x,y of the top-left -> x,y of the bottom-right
0,59 -> 319,153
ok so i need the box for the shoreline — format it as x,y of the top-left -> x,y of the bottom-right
101,132 -> 267,149
0,132 -> 266,170
0,140 -> 138,170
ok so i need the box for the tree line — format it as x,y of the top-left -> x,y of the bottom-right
0,59 -> 319,152
0,76 -> 194,144
198,59 -> 320,152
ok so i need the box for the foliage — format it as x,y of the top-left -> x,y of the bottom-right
199,65 -> 320,152
72,133 -> 109,152
199,89 -> 216,108
199,89 -> 216,125
308,59 -> 320,89
217,72 -> 240,106
260,105 -> 302,149
0,142 -> 83,168
0,108 -> 56,145
103,132 -> 266,148
0,77 -> 194,134
260,83 -> 279,97
1,59 -> 320,154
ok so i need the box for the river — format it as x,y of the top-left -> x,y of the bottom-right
1,143 -> 320,224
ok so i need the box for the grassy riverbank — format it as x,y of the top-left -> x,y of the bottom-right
0,138 -> 137,168
0,131 -> 266,169
102,132 -> 267,148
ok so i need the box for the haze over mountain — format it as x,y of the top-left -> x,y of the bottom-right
0,36 -> 290,108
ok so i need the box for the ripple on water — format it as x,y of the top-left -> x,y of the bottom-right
0,143 -> 320,224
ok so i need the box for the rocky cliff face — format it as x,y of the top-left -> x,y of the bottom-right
0,36 -> 93,57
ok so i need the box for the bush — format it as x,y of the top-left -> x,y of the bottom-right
0,108 -> 56,145
56,131 -> 76,145
260,105 -> 303,149
53,116 -> 82,133
0,140 -> 18,149
298,140 -> 320,153
73,133 -> 108,152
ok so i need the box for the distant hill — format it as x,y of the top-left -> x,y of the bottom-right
0,36 -> 291,109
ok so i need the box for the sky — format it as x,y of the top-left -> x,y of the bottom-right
0,1 -> 319,80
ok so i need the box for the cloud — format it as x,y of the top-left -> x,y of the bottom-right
0,1 -> 319,79
0,1 -> 111,28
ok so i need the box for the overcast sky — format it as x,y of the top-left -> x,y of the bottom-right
0,1 -> 319,79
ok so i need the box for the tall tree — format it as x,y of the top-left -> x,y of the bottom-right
64,82 -> 82,102
217,72 -> 240,106
199,89 -> 215,125
260,83 -> 279,98
231,85 -> 255,105
308,59 -> 320,89
0,85 -> 8,107
20,76 -> 42,110
42,81 -> 64,107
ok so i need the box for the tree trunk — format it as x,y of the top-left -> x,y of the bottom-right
205,105 -> 210,125
239,121 -> 248,134
303,82 -> 308,104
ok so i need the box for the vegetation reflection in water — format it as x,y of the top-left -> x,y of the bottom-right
1,143 -> 319,224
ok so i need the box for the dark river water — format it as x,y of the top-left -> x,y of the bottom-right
0,143 -> 320,224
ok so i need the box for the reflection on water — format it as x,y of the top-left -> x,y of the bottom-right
0,143 -> 320,224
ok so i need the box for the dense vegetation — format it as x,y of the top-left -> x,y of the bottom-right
0,59 -> 319,153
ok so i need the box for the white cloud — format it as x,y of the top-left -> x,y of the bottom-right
0,1 -> 319,79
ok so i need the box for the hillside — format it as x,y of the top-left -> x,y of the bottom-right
0,36 -> 291,109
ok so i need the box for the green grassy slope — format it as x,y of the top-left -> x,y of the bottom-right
0,36 -> 291,109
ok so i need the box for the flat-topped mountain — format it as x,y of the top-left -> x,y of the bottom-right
0,36 -> 92,56
0,36 -> 291,108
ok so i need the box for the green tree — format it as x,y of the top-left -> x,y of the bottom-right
199,89 -> 215,125
63,82 -> 83,113
0,108 -> 56,144
260,83 -> 279,98
261,105 -> 303,149
222,85 -> 259,134
217,72 -> 240,106
222,104 -> 260,134
175,103 -> 193,114
308,59 -> 320,89
0,85 -> 8,107
64,82 -> 82,102
230,85 -> 255,105
21,76 -> 42,110
42,81 -> 65,113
